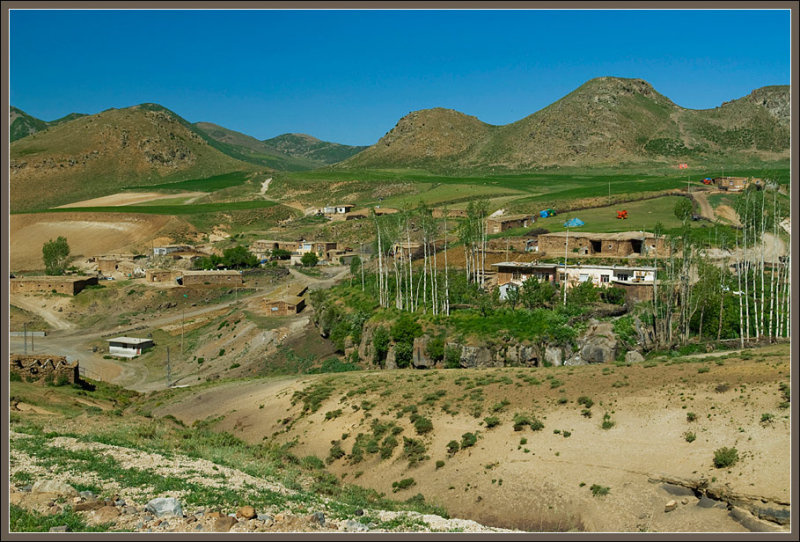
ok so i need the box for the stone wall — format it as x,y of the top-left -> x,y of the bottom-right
10,354 -> 80,384
10,276 -> 98,296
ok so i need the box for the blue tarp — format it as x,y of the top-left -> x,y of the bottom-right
539,208 -> 556,218
563,218 -> 585,228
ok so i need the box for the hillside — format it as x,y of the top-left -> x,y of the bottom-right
10,107 -> 88,142
193,123 -> 367,170
262,133 -> 368,166
337,77 -> 790,170
10,104 -> 257,211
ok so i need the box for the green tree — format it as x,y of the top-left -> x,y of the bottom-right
301,252 -> 319,267
42,236 -> 70,275
372,326 -> 390,366
272,248 -> 292,260
520,276 -> 557,309
674,198 -> 694,224
222,245 -> 258,268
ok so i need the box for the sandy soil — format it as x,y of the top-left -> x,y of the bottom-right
155,345 -> 791,533
57,191 -> 208,208
11,213 -> 173,271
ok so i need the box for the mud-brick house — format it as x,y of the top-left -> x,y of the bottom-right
264,296 -> 306,316
145,269 -> 179,283
106,337 -> 154,358
250,240 -> 297,259
714,176 -> 763,192
10,275 -> 98,296
492,262 -> 559,286
537,231 -> 666,258
178,270 -> 243,287
486,214 -> 534,234
432,208 -> 469,219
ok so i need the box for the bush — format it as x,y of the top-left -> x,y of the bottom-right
301,252 -> 319,267
380,435 -> 398,459
444,346 -> 461,369
577,396 -> 594,409
425,335 -> 445,362
460,432 -> 477,449
590,484 -> 610,497
686,412 -> 697,422
684,431 -> 696,443
372,326 -> 390,365
392,478 -> 416,492
394,342 -> 413,369
435,460 -> 445,469
413,416 -> 433,435
483,416 -> 500,428
713,447 -> 739,468
602,287 -> 627,305
446,440 -> 460,456
601,413 -> 615,430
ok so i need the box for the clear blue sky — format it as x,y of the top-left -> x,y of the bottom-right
10,8 -> 791,146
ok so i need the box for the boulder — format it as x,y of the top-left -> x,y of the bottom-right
49,526 -> 71,533
342,519 -> 369,532
664,500 -> 678,512
214,516 -> 238,532
544,346 -> 564,367
31,480 -> 78,497
384,347 -> 397,370
92,505 -> 120,524
577,320 -> 617,364
236,506 -> 256,520
145,497 -> 183,518
625,350 -> 645,364
412,336 -> 433,369
455,344 -> 497,368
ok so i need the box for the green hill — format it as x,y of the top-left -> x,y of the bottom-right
10,104 -> 257,211
10,107 -> 91,143
337,77 -> 790,171
193,122 -> 367,170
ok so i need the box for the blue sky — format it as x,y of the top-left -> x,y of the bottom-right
10,8 -> 791,146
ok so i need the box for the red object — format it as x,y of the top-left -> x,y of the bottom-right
678,163 -> 689,169
702,178 -> 712,185
616,210 -> 628,219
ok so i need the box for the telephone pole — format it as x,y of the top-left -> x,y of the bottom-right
166,346 -> 171,388
23,322 -> 27,355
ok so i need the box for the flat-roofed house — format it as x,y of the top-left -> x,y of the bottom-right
178,270 -> 243,287
107,337 -> 154,358
264,296 -> 306,316
486,214 -> 534,234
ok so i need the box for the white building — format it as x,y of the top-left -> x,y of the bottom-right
558,263 -> 656,288
153,245 -> 191,256
107,337 -> 154,358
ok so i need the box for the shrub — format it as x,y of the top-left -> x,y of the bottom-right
444,346 -> 461,369
325,409 -> 343,421
760,413 -> 774,425
601,413 -> 615,430
446,440 -> 460,455
435,460 -> 445,470
392,478 -> 416,492
684,431 -> 696,443
301,252 -> 318,267
380,435 -> 398,460
460,432 -> 477,449
581,409 -> 592,418
698,366 -> 710,374
713,447 -> 739,468
372,326 -> 390,365
425,335 -> 445,362
686,412 -> 697,422
590,484 -> 610,497
577,396 -> 594,409
327,442 -> 346,464
483,416 -> 500,428
413,416 -> 433,435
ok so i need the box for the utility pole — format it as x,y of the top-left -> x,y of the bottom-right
563,227 -> 569,306
181,307 -> 185,356
31,326 -> 34,352
23,322 -> 27,355
166,346 -> 171,388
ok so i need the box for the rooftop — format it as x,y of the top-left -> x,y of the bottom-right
491,262 -> 558,269
107,337 -> 153,345
557,263 -> 657,271
12,275 -> 96,282
541,231 -> 653,240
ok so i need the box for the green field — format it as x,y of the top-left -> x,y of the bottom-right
122,171 -> 254,193
535,196 -> 687,233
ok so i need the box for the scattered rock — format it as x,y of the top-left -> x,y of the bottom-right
341,519 -> 369,532
49,525 -> 71,532
625,350 -> 645,364
75,500 -> 104,512
145,497 -> 183,518
257,514 -> 273,523
355,509 -> 364,516
681,498 -> 689,505
664,500 -> 678,512
309,511 -> 326,526
237,505 -> 256,519
206,511 -> 224,519
31,480 -> 78,497
214,516 -> 238,532
92,505 -> 121,524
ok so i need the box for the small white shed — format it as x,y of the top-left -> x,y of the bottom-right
107,337 -> 154,358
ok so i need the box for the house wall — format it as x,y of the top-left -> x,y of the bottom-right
181,272 -> 243,286
145,269 -> 177,283
10,276 -> 98,296
486,217 -> 529,234
97,259 -> 119,275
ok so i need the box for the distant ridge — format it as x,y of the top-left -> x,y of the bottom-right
338,77 -> 790,170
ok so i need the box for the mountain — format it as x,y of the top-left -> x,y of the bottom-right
193,122 -> 367,170
337,77 -> 790,170
10,104 -> 255,211
10,107 -> 89,142
262,133 -> 368,166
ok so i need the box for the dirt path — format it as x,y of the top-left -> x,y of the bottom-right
10,295 -> 76,330
57,191 -> 208,208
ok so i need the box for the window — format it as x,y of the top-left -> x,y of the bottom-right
616,273 -> 630,281
601,275 -> 610,283
579,274 -> 589,282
